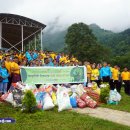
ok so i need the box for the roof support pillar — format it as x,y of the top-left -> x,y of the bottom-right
35,35 -> 36,50
0,22 -> 2,49
29,42 -> 30,50
40,28 -> 43,50
21,25 -> 23,52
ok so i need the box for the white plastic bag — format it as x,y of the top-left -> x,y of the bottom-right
70,85 -> 77,93
43,93 -> 54,110
75,84 -> 86,96
109,89 -> 121,101
116,92 -> 121,101
22,84 -> 37,91
57,86 -> 72,112
5,93 -> 14,104
16,82 -> 25,90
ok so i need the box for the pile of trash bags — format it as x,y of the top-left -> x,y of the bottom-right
0,81 -> 122,112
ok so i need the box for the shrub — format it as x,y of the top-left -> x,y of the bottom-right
22,90 -> 37,113
100,84 -> 110,103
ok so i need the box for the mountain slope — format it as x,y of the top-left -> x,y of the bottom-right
43,23 -> 130,56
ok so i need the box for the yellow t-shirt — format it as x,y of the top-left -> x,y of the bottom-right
0,55 -> 3,60
5,61 -> 11,74
60,56 -> 67,63
41,53 -> 46,59
121,71 -> 130,80
18,54 -> 24,61
11,62 -> 20,74
50,53 -> 56,60
87,65 -> 92,73
91,69 -> 99,80
112,68 -> 119,80
87,65 -> 92,78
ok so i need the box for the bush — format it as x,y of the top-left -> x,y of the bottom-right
100,84 -> 110,103
22,90 -> 37,113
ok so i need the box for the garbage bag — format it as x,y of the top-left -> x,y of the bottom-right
5,93 -> 14,104
70,96 -> 77,108
12,88 -> 24,107
76,84 -> 86,96
22,84 -> 37,91
35,92 -> 44,109
76,97 -> 86,108
43,93 -> 54,110
109,89 -> 121,102
71,85 -> 77,93
1,92 -> 10,101
80,93 -> 97,108
52,92 -> 57,106
57,86 -> 72,112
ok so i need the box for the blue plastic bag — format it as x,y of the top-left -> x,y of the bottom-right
70,96 -> 77,108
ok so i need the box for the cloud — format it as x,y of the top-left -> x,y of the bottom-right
0,0 -> 130,32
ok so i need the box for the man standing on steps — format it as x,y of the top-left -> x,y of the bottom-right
100,62 -> 112,89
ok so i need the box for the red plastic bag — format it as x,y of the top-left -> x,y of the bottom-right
76,97 -> 87,108
80,93 -> 97,108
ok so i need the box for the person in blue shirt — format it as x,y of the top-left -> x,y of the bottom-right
32,50 -> 38,60
0,62 -> 9,94
100,62 -> 112,83
44,58 -> 54,67
25,50 -> 33,62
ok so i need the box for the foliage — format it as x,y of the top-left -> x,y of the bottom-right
89,24 -> 130,63
22,90 -> 37,113
100,85 -> 110,103
65,23 -> 111,63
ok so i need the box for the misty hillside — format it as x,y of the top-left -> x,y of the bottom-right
43,29 -> 67,52
43,23 -> 130,55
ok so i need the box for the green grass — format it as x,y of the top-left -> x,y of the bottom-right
101,87 -> 130,112
0,103 -> 130,130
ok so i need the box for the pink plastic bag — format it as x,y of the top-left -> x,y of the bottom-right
80,93 -> 97,108
76,97 -> 87,108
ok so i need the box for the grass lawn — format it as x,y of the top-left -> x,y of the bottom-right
101,87 -> 130,112
0,103 -> 130,130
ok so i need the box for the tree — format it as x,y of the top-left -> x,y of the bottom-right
65,23 -> 110,63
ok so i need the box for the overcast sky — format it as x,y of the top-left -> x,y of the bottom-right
0,0 -> 130,32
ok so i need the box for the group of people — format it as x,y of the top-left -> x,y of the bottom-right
0,50 -> 80,94
0,50 -> 130,96
86,62 -> 130,95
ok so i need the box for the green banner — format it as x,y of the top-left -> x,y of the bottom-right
20,66 -> 87,84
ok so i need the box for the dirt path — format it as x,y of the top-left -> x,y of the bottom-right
73,107 -> 130,127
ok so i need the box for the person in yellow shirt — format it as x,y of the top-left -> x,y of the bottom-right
0,51 -> 3,61
50,52 -> 56,60
91,64 -> 99,86
10,57 -> 21,83
112,65 -> 121,93
84,62 -> 92,83
121,67 -> 130,95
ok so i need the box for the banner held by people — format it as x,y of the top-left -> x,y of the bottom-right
20,66 -> 87,84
